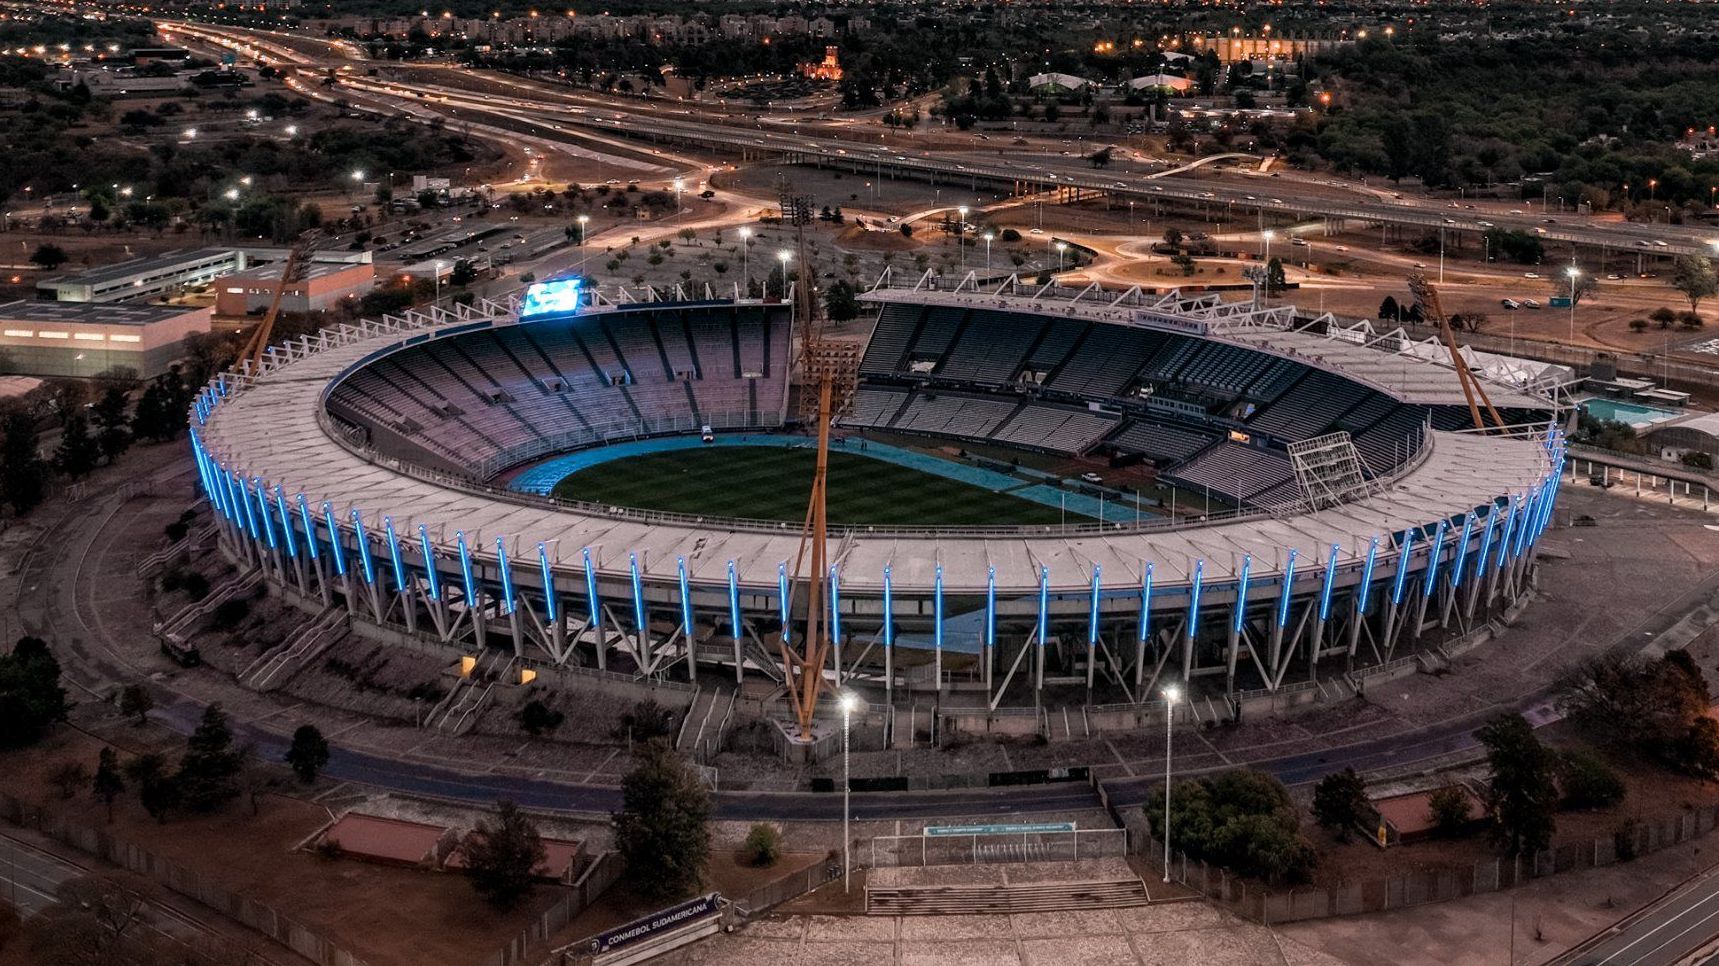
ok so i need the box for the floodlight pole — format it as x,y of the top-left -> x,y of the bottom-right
1162,687 -> 1178,883
843,697 -> 854,892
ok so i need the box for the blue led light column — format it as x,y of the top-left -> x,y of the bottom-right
1315,543 -> 1339,670
1135,562 -> 1154,691
1226,554 -> 1252,692
727,560 -> 743,685
628,552 -> 648,666
883,565 -> 895,707
984,567 -> 997,693
828,566 -> 842,687
498,537 -> 522,656
322,503 -> 351,609
1382,529 -> 1416,655
582,547 -> 602,671
1086,565 -> 1101,692
1036,566 -> 1050,695
677,556 -> 695,679
933,564 -> 945,693
1414,520 -> 1447,634
298,494 -> 329,605
384,517 -> 415,634
542,543 -> 563,660
351,510 -> 384,622
1185,560 -> 1204,683
1268,549 -> 1297,678
1349,535 -> 1381,658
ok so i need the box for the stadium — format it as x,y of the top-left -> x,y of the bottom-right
186,274 -> 1567,744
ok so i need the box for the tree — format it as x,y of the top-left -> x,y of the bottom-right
1558,748 -> 1625,810
462,800 -> 546,910
53,414 -> 99,480
1,412 -> 48,516
1379,295 -> 1401,321
824,280 -> 861,322
518,699 -> 564,736
1561,649 -> 1710,774
90,387 -> 131,465
30,243 -> 68,271
0,636 -> 69,749
613,740 -> 711,899
1311,768 -> 1368,840
1161,226 -> 1184,248
118,684 -> 153,726
177,704 -> 241,812
92,747 -> 125,823
124,753 -> 178,823
1144,769 -> 1316,885
1476,713 -> 1558,856
48,761 -> 89,799
1426,786 -> 1474,838
1671,256 -> 1718,315
449,259 -> 479,287
742,823 -> 781,867
285,724 -> 330,784
1264,257 -> 1287,295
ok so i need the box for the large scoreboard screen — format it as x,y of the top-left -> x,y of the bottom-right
518,277 -> 584,319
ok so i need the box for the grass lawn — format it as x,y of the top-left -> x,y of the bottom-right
550,446 -> 1070,527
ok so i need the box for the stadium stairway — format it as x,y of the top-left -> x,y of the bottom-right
239,606 -> 349,692
865,876 -> 1152,915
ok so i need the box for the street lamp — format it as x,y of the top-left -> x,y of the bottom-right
982,231 -> 994,273
1162,685 -> 1180,883
1261,228 -> 1275,262
183,127 -> 197,140
576,214 -> 590,273
776,250 -> 791,300
433,260 -> 445,302
1055,240 -> 1067,273
839,691 -> 860,892
739,227 -> 752,294
956,205 -> 969,274
223,188 -> 240,201
1565,265 -> 1581,343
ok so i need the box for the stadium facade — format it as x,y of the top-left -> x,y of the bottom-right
186,279 -> 1566,726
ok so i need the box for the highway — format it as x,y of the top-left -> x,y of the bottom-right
1555,870 -> 1719,966
164,21 -> 1719,259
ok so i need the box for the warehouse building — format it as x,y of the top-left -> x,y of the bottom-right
0,301 -> 212,379
214,260 -> 376,315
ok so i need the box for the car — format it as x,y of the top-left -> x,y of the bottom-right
1606,273 -> 1622,280
1443,217 -> 1456,224
1509,209 -> 1524,215
1335,245 -> 1349,252
1413,262 -> 1428,269
1289,237 -> 1308,247
1080,472 -> 1103,484
700,425 -> 714,443
1654,240 -> 1670,247
1029,227 -> 1043,234
1478,221 -> 1494,228
1535,227 -> 1548,235
1522,298 -> 1542,309
1524,272 -> 1540,279
1501,298 -> 1520,310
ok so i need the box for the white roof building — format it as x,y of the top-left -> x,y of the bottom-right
1027,72 -> 1090,93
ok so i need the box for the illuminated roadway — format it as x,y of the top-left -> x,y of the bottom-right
164,21 -> 1719,260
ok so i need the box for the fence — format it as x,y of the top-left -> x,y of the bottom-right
487,852 -> 624,966
729,854 -> 840,917
869,829 -> 1129,868
1120,796 -> 1719,925
0,792 -> 369,966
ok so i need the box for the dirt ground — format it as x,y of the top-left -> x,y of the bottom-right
0,727 -> 561,966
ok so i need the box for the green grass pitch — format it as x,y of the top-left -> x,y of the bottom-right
550,446 -> 1069,527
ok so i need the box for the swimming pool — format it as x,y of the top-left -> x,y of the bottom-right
1580,398 -> 1682,429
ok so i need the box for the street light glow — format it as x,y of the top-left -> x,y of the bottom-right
1164,685 -> 1181,704
839,692 -> 860,713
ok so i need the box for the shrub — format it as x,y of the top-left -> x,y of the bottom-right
742,823 -> 781,867
1000,228 -> 1022,242
1427,786 -> 1475,838
1558,749 -> 1626,809
519,699 -> 565,736
1144,769 -> 1315,885
210,598 -> 249,630
1312,768 -> 1368,839
182,572 -> 210,601
613,700 -> 676,741
164,520 -> 189,543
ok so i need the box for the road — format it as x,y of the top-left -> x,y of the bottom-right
0,832 -> 79,918
165,20 -> 1719,259
1555,869 -> 1719,966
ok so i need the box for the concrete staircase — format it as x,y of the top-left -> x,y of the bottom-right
866,876 -> 1151,915
240,606 -> 347,691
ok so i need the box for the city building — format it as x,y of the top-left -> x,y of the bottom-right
0,300 -> 212,379
38,248 -> 249,303
1027,72 -> 1090,94
213,260 -> 376,316
1128,72 -> 1192,94
40,248 -> 373,304
801,47 -> 843,82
